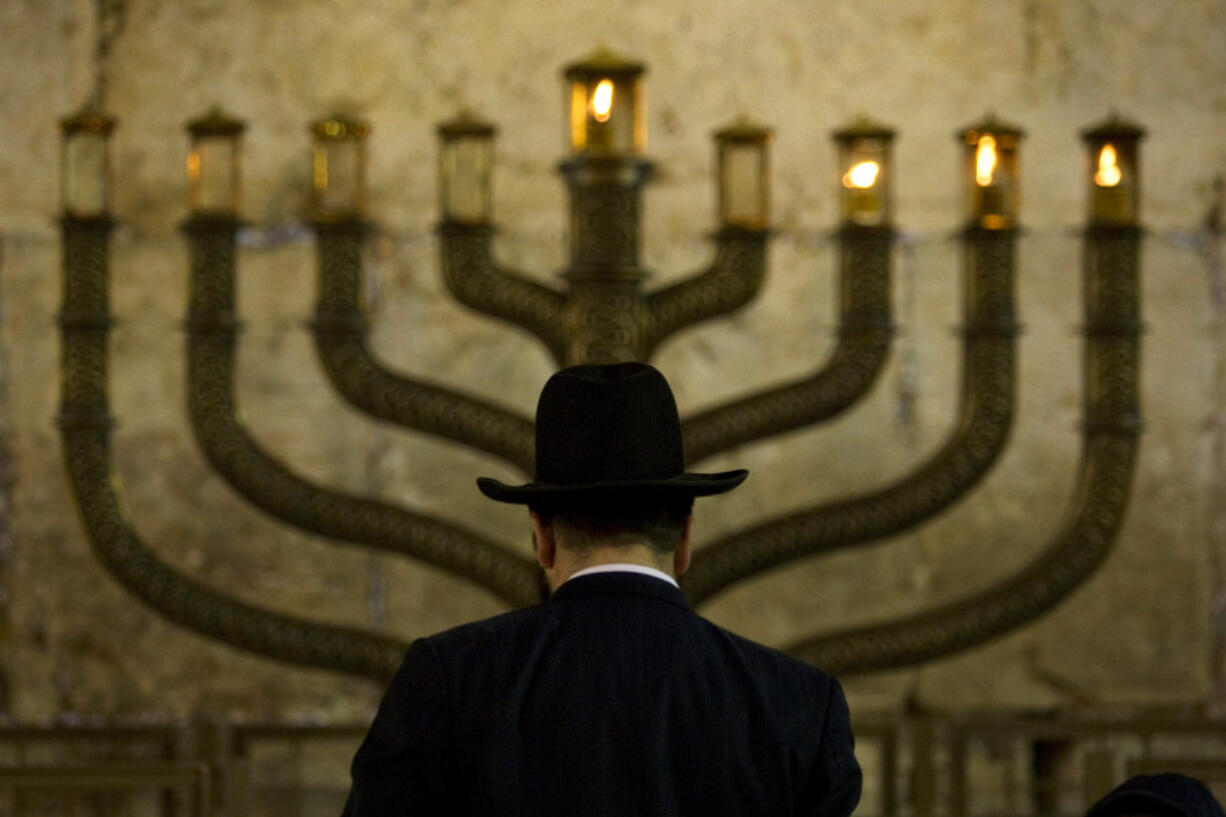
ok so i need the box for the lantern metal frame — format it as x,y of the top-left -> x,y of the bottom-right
960,114 -> 1024,230
1081,113 -> 1146,227
311,114 -> 370,222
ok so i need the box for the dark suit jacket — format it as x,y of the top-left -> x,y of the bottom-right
342,571 -> 862,816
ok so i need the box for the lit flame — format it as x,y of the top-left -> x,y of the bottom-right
975,135 -> 998,186
843,161 -> 880,189
591,80 -> 614,123
1095,143 -> 1122,187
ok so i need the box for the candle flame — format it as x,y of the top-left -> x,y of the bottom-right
591,80 -> 614,123
1095,143 -> 1122,187
975,134 -> 997,186
843,161 -> 880,189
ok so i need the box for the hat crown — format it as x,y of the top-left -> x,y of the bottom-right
534,362 -> 684,485
475,362 -> 747,504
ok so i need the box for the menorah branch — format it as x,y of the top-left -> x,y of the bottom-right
683,228 -> 1018,606
680,225 -> 892,463
59,216 -> 407,682
784,226 -> 1142,673
438,222 -> 568,365
183,217 -> 541,611
644,227 -> 769,357
311,220 -> 535,474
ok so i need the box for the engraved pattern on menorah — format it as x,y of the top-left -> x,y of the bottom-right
56,52 -> 1145,682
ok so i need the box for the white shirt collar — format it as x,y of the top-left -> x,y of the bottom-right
564,563 -> 679,588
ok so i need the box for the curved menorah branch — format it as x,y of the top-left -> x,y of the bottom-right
183,217 -> 540,610
684,228 -> 1019,605
311,220 -> 535,474
438,222 -> 568,365
644,226 -> 770,358
787,226 -> 1142,674
680,225 -> 893,463
58,216 -> 407,682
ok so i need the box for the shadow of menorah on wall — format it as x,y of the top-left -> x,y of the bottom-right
55,81 -> 1144,685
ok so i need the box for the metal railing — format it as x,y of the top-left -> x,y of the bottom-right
0,714 -> 1222,816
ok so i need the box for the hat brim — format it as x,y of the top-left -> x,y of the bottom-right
477,469 -> 748,505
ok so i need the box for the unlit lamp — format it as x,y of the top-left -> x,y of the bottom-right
187,107 -> 245,216
961,115 -> 1023,229
438,112 -> 496,224
714,117 -> 773,229
311,115 -> 369,220
59,108 -> 116,217
564,47 -> 645,155
833,115 -> 895,227
1081,114 -> 1144,226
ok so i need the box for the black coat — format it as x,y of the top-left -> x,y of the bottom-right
342,571 -> 862,816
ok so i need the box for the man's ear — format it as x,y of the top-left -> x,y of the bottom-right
529,511 -> 556,570
673,515 -> 694,577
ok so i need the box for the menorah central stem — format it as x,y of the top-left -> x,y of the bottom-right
561,156 -> 653,278
559,156 -> 654,364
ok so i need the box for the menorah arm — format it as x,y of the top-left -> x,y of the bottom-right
61,428 -> 410,681
763,226 -> 1140,675
683,228 -> 1019,605
643,227 -> 769,356
438,222 -> 568,365
681,226 -> 893,462
786,434 -> 1138,674
184,218 -> 540,611
312,221 -> 535,474
59,216 -> 407,682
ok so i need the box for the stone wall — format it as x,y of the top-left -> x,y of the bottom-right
0,0 -> 1224,723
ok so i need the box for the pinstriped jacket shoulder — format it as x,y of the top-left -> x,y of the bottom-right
343,571 -> 862,817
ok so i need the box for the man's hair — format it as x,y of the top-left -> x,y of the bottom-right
531,498 -> 693,555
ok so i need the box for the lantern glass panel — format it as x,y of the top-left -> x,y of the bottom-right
63,130 -> 109,216
313,138 -> 365,219
441,135 -> 493,223
965,133 -> 1020,229
840,137 -> 890,226
720,142 -> 767,228
189,136 -> 239,214
1088,140 -> 1138,225
568,76 -> 641,154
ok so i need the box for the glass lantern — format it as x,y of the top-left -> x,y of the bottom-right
714,117 -> 773,229
960,114 -> 1024,229
1081,114 -> 1145,226
311,115 -> 369,220
563,47 -> 645,156
186,107 -> 245,216
59,108 -> 116,217
438,112 -> 496,224
833,115 -> 895,227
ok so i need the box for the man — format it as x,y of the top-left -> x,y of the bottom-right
1086,774 -> 1225,817
342,362 -> 862,816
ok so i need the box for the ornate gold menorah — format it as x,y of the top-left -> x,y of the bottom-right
56,50 -> 1144,682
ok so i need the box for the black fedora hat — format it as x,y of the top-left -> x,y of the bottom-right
477,362 -> 748,505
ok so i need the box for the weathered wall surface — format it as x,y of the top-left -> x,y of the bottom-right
0,0 -> 1224,722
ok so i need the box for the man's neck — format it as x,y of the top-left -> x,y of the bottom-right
547,544 -> 673,592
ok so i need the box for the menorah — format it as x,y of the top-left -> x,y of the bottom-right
55,49 -> 1143,683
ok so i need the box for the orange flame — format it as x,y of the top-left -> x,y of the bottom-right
843,161 -> 880,189
975,134 -> 997,186
591,80 -> 614,123
1095,143 -> 1122,187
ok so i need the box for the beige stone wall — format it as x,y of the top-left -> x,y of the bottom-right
1,0 -> 1224,722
